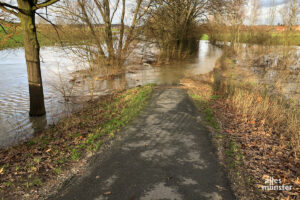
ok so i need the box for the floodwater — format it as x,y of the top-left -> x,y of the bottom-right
0,41 -> 222,148
237,45 -> 300,102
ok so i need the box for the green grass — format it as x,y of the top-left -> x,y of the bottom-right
209,31 -> 300,46
225,140 -> 243,169
200,34 -> 209,40
189,92 -> 219,129
0,28 -> 23,49
0,26 -> 61,50
190,93 -> 202,99
204,108 -> 219,129
271,32 -> 300,44
0,25 -> 126,50
71,148 -> 81,161
210,95 -> 221,100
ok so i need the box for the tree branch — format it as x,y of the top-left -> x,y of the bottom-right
0,2 -> 19,11
110,0 -> 120,22
34,0 -> 60,10
0,2 -> 19,16
36,12 -> 64,47
77,0 -> 106,58
0,22 -> 8,34
0,21 -> 23,45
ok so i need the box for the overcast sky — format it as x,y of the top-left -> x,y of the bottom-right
247,0 -> 300,25
260,0 -> 286,7
1,0 -> 298,25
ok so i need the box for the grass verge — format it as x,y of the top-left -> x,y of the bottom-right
0,84 -> 154,200
184,78 -> 258,199
182,54 -> 300,199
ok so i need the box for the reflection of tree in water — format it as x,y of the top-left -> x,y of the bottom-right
206,44 -> 220,58
105,73 -> 129,91
157,64 -> 190,85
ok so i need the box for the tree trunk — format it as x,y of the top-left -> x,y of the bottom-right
103,0 -> 114,65
19,0 -> 46,116
117,0 -> 126,66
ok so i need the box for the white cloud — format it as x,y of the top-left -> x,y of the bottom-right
245,0 -> 299,25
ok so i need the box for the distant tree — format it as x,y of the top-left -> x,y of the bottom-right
223,0 -> 246,49
280,0 -> 299,46
286,0 -> 299,28
268,0 -> 276,26
0,0 -> 60,116
249,0 -> 260,26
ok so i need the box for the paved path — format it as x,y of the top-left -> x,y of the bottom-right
50,88 -> 235,200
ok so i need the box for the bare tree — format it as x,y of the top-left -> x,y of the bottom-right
280,0 -> 299,46
249,0 -> 260,26
0,0 -> 60,116
224,0 -> 246,50
268,0 -> 276,26
286,0 -> 299,28
207,13 -> 226,44
58,0 -> 153,71
203,0 -> 249,48
280,0 -> 299,28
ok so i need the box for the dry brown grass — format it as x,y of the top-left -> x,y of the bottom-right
182,49 -> 300,199
215,52 -> 300,159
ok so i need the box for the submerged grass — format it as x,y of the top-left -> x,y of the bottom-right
0,84 -> 154,199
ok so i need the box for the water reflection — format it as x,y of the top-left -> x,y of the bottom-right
0,41 -> 222,148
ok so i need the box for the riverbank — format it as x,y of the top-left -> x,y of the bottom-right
181,52 -> 300,199
0,84 -> 153,200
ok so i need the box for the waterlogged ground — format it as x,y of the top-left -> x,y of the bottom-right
238,45 -> 300,102
0,41 -> 222,148
259,50 -> 300,100
217,42 -> 300,102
